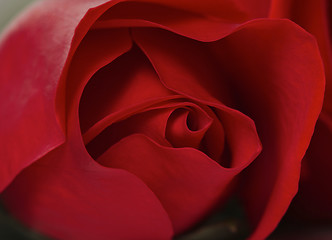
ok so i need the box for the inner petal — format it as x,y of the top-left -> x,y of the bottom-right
132,27 -> 261,170
132,27 -> 233,106
86,107 -> 173,159
96,133 -> 244,235
166,106 -> 213,149
91,1 -> 242,42
79,44 -> 175,135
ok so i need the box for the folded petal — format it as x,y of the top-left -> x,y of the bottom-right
137,0 -> 271,21
269,0 -> 332,116
285,114 -> 332,221
79,45 -> 174,137
269,0 -> 332,224
1,139 -> 173,240
0,0 -> 128,192
97,134 -> 255,234
132,27 -> 262,169
92,1 -> 240,42
209,19 -> 325,239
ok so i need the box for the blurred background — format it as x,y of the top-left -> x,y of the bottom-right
0,0 -> 36,32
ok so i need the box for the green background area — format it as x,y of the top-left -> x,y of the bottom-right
0,0 -> 36,33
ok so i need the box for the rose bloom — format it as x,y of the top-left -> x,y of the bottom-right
0,0 -> 326,239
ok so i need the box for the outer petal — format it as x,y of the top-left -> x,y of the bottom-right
288,113 -> 332,221
1,7 -> 174,237
137,0 -> 272,21
209,19 -> 324,239
269,0 -> 332,222
270,0 -> 332,116
98,134 -> 257,234
0,0 -> 124,192
1,138 -> 173,240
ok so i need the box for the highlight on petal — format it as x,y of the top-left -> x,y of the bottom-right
0,0 -> 118,192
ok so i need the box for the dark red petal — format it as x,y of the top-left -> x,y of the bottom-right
132,27 -> 233,106
285,113 -> 332,221
137,0 -> 271,20
166,107 -> 213,149
132,27 -> 262,169
269,0 -> 332,117
91,1 -> 240,42
1,141 -> 173,240
97,134 -> 251,234
209,19 -> 324,239
79,45 -> 174,136
269,0 -> 332,224
86,107 -> 174,159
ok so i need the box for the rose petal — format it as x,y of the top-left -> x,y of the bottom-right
91,0 -> 272,42
285,113 -> 332,221
0,0 -> 126,192
133,27 -> 262,169
97,133 -> 252,234
1,139 -> 173,240
132,27 -> 234,105
269,0 -> 332,116
91,1 -> 240,42
79,45 -> 174,135
86,107 -> 174,159
208,19 -> 325,239
137,0 -> 271,21
269,0 -> 332,224
166,107 -> 213,149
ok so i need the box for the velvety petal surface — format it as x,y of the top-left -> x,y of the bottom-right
270,0 -> 332,117
133,27 -> 262,170
208,19 -> 324,239
0,0 -> 128,192
137,0 -> 272,20
269,0 -> 332,223
1,2 -> 175,238
79,45 -> 176,144
97,133 -> 256,234
287,113 -> 332,221
1,137 -> 173,240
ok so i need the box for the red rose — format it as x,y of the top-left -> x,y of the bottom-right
0,0 -> 325,239
269,0 -> 332,228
